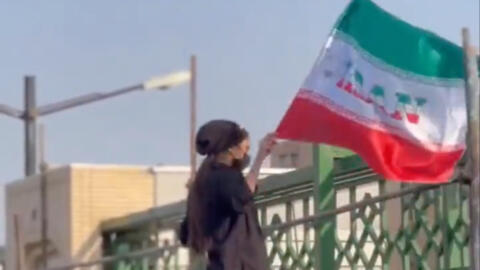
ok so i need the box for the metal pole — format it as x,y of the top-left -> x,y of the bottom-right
462,28 -> 480,270
187,55 -> 198,269
24,76 -> 37,177
189,55 -> 197,183
36,84 -> 143,117
0,104 -> 23,119
312,145 -> 335,270
39,124 -> 48,269
14,215 -> 22,270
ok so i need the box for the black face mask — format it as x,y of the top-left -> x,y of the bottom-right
232,154 -> 251,171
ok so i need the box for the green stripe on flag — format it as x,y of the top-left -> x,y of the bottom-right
336,0 -> 465,80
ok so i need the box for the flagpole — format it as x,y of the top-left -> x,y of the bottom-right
462,27 -> 480,269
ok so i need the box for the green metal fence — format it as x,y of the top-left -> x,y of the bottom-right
259,175 -> 470,270
98,146 -> 470,270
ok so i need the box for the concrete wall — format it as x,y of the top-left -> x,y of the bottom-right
5,164 -> 155,270
5,166 -> 71,270
70,165 -> 154,268
152,167 -> 190,206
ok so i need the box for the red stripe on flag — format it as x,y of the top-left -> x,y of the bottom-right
276,95 -> 463,183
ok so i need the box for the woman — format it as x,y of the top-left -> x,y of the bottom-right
179,120 -> 277,270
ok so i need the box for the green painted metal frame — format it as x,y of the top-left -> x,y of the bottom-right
101,145 -> 470,270
313,145 -> 335,270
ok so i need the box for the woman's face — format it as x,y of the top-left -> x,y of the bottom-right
229,138 -> 250,160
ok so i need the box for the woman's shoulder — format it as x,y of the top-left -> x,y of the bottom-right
210,165 -> 244,181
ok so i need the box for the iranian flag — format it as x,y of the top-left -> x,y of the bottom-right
276,0 -> 468,183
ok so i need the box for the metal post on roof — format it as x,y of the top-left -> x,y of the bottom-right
39,124 -> 49,270
24,76 -> 37,176
462,27 -> 480,269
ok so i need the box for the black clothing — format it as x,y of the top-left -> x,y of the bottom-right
180,163 -> 268,270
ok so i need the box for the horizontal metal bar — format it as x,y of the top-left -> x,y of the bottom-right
262,180 -> 464,235
0,104 -> 23,119
101,200 -> 186,233
105,180 -> 464,238
257,166 -> 313,193
37,84 -> 142,116
256,183 -> 312,200
46,244 -> 181,270
334,171 -> 379,189
256,190 -> 312,208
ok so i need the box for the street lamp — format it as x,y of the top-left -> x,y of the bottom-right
143,71 -> 191,90
0,70 -> 191,176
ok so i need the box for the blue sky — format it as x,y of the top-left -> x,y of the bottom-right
0,0 -> 478,245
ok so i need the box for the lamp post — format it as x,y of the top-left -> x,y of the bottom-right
190,55 -> 197,183
0,71 -> 191,177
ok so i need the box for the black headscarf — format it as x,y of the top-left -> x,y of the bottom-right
196,120 -> 246,156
